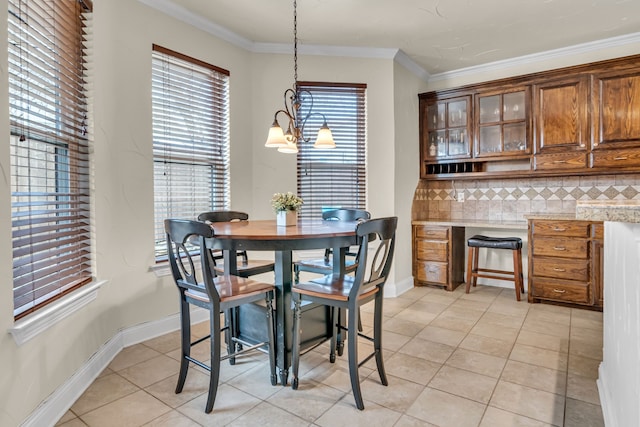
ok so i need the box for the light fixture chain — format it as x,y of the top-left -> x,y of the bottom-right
293,0 -> 297,85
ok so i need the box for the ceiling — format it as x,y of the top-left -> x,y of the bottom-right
161,0 -> 640,76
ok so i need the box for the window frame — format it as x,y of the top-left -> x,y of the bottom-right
296,82 -> 367,221
151,45 -> 231,260
8,0 -> 94,320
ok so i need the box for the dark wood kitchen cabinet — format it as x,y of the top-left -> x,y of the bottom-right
532,76 -> 589,171
412,224 -> 465,291
591,67 -> 640,171
528,219 -> 603,310
419,54 -> 640,180
475,87 -> 530,158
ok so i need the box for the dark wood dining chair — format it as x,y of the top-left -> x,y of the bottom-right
165,219 -> 277,413
290,216 -> 398,410
197,211 -> 275,278
293,208 -> 370,283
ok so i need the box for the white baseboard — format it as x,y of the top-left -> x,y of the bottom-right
597,362 -> 617,427
20,308 -> 209,427
385,276 -> 414,297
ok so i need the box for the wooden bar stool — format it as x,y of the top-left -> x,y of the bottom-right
466,235 -> 524,301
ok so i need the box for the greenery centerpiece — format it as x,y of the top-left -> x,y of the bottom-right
271,192 -> 303,226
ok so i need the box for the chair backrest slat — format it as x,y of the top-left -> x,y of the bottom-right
165,218 -> 220,301
322,208 -> 370,222
349,217 -> 397,299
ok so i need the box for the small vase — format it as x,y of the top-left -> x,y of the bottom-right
276,210 -> 297,227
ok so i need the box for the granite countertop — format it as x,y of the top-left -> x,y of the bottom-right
576,200 -> 640,223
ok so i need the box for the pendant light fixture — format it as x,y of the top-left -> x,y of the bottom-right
264,0 -> 335,154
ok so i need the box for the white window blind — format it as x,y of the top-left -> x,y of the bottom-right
9,0 -> 93,319
296,82 -> 367,221
152,45 -> 230,258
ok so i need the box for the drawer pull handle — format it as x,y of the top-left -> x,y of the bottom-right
553,267 -> 566,272
553,289 -> 567,294
553,246 -> 567,251
552,227 -> 566,232
552,160 -> 567,164
614,156 -> 628,161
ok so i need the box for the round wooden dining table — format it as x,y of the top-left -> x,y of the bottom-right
206,219 -> 359,385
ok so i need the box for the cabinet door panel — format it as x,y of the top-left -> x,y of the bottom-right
534,78 -> 588,152
593,71 -> 640,148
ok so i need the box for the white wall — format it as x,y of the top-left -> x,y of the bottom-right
393,61 -> 428,294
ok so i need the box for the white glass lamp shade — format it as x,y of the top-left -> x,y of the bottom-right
265,120 -> 287,147
313,123 -> 336,149
278,140 -> 299,154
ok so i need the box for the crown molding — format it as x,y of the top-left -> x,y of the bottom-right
137,0 -> 255,50
428,31 -> 640,83
139,0 -> 424,78
140,1 -> 640,84
394,49 -> 431,82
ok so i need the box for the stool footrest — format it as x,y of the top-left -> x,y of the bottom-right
473,269 -> 518,282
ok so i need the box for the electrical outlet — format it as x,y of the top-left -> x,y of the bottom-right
457,192 -> 465,203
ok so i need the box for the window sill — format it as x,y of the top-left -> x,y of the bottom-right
8,279 -> 107,346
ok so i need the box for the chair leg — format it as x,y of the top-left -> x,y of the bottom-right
336,308 -> 344,357
205,308 -> 222,413
373,292 -> 388,386
465,247 -> 474,293
471,247 -> 479,287
347,304 -> 364,410
513,248 -> 523,301
517,248 -> 525,293
265,292 -> 277,386
329,307 -> 337,363
176,297 -> 190,394
290,295 -> 302,390
225,308 -> 236,365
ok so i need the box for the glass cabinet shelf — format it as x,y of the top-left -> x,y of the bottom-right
476,89 -> 529,157
425,97 -> 471,160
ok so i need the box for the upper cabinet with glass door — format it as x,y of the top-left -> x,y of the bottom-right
424,96 -> 472,160
475,88 -> 531,158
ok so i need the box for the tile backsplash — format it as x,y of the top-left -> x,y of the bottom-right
412,174 -> 640,221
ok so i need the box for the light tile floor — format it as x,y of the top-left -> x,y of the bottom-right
56,285 -> 605,427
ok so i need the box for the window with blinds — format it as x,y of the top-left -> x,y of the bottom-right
296,83 -> 367,221
152,45 -> 230,259
8,0 -> 93,319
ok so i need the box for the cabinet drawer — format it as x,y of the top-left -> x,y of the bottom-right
531,278 -> 591,304
532,256 -> 589,281
415,226 -> 449,240
415,240 -> 448,262
530,220 -> 590,237
534,152 -> 587,171
415,261 -> 448,285
591,148 -> 640,169
532,237 -> 588,259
